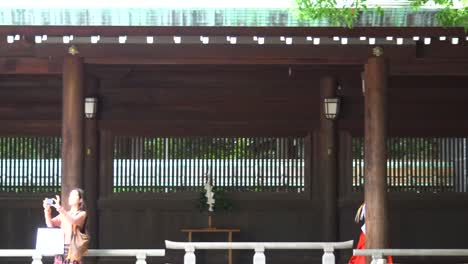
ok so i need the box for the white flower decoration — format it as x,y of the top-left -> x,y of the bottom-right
204,180 -> 216,212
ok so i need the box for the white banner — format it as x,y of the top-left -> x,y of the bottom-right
35,228 -> 64,255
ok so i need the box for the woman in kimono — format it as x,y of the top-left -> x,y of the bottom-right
349,204 -> 393,264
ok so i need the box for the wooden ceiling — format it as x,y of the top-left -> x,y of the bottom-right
0,26 -> 467,137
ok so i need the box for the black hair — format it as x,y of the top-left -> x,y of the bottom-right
71,188 -> 87,212
71,188 -> 88,233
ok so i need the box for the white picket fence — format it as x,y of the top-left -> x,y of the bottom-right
0,249 -> 165,264
165,240 -> 354,264
0,159 -> 305,188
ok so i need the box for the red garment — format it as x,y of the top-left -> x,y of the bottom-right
349,232 -> 393,264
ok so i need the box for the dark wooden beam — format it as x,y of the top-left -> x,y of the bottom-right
0,120 -> 60,135
0,57 -> 466,76
0,44 -> 466,75
98,120 -> 316,137
84,57 -> 364,65
31,44 -> 414,61
84,119 -> 99,248
84,76 -> 99,250
364,49 -> 389,255
319,76 -> 338,242
390,61 -> 468,76
86,58 -> 468,76
0,103 -> 61,120
99,130 -> 114,197
0,58 -> 62,74
0,26 -> 465,37
62,54 -> 85,203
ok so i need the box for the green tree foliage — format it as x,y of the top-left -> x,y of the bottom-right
0,137 -> 61,159
114,137 -> 296,160
292,0 -> 468,30
142,138 -> 256,159
352,138 -> 437,159
411,0 -> 468,30
292,0 -> 383,27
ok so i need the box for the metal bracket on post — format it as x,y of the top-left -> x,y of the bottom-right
253,246 -> 266,264
322,245 -> 335,264
31,252 -> 43,264
184,245 -> 196,264
135,252 -> 147,264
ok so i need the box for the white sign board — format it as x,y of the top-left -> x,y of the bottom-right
35,228 -> 64,255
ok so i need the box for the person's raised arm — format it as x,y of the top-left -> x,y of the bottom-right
57,208 -> 87,227
52,195 -> 86,227
43,198 -> 61,227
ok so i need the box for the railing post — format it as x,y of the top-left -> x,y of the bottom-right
370,253 -> 386,264
31,253 -> 43,264
377,259 -> 388,264
135,252 -> 147,264
253,246 -> 266,264
322,246 -> 335,264
184,245 -> 196,264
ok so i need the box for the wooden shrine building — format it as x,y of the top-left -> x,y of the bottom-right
0,5 -> 468,264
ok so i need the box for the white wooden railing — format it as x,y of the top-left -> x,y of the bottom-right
165,240 -> 354,264
354,249 -> 468,264
0,249 -> 165,264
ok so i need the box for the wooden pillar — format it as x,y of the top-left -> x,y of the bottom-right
84,77 -> 99,249
363,47 -> 389,252
319,76 -> 338,242
62,46 -> 84,205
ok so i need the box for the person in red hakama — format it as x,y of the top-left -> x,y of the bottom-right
349,204 -> 393,264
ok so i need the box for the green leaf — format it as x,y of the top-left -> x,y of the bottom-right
291,0 -> 468,29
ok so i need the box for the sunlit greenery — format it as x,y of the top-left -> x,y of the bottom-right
114,137 -> 303,159
0,137 -> 61,159
352,138 -> 437,159
292,0 -> 383,27
411,0 -> 468,30
293,0 -> 468,29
